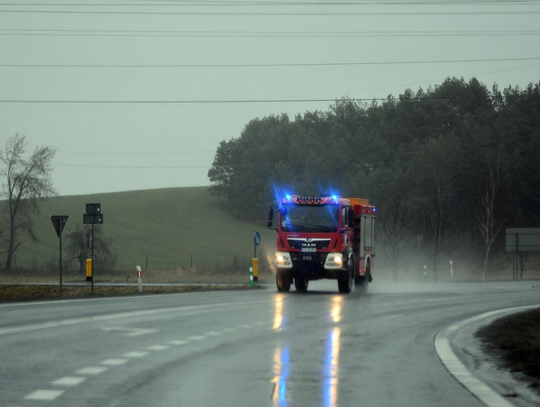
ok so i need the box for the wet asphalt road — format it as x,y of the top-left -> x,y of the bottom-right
1,280 -> 539,407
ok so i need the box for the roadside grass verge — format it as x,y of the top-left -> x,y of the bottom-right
476,308 -> 540,391
0,284 -> 258,303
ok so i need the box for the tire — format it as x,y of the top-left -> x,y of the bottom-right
294,275 -> 309,292
355,262 -> 370,293
338,257 -> 354,294
354,274 -> 369,293
276,270 -> 291,292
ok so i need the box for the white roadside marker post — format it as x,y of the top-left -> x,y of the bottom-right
137,266 -> 143,293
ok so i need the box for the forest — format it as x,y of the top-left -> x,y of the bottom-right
208,77 -> 540,281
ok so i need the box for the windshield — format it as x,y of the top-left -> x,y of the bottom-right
280,204 -> 339,233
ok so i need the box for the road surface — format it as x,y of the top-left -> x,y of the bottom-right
1,280 -> 539,407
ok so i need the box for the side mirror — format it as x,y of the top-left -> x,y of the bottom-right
267,207 -> 274,228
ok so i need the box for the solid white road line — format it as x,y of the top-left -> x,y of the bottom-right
76,366 -> 108,375
0,300 -> 268,336
435,305 -> 539,407
25,390 -> 64,400
101,327 -> 158,337
52,376 -> 86,386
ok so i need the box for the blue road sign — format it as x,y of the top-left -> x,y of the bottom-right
253,231 -> 261,247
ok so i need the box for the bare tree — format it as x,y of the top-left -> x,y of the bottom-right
65,223 -> 117,274
475,144 -> 507,281
0,134 -> 56,270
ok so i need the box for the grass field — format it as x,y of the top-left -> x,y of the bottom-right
4,186 -> 276,275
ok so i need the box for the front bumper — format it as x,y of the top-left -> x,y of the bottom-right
276,252 -> 348,280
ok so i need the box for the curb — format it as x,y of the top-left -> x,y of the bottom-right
435,305 -> 539,407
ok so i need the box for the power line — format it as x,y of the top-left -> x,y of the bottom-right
1,9 -> 540,16
1,29 -> 540,38
2,57 -> 540,69
0,99 -> 345,104
55,163 -> 211,169
0,96 -> 489,105
58,149 -> 215,155
3,1 -> 539,5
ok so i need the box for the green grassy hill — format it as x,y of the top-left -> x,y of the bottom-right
8,187 -> 276,273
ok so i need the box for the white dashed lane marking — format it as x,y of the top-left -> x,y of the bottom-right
76,366 -> 108,375
124,351 -> 148,358
25,390 -> 64,400
100,358 -> 129,366
169,340 -> 188,346
52,376 -> 86,386
147,345 -> 169,351
18,323 -> 270,406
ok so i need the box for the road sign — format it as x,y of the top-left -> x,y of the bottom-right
253,231 -> 261,247
84,213 -> 104,224
506,228 -> 540,252
50,215 -> 68,238
86,203 -> 101,214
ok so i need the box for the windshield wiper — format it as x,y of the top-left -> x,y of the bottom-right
309,224 -> 332,232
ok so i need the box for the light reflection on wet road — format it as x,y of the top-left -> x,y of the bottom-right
272,293 -> 344,407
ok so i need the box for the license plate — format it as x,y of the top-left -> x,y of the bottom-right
303,256 -> 312,261
301,247 -> 317,253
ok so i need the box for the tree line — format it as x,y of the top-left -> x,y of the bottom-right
208,77 -> 540,280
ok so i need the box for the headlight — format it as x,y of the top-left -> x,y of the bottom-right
324,253 -> 344,269
275,252 -> 293,268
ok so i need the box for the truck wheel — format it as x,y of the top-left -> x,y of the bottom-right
338,258 -> 354,294
355,263 -> 371,293
355,274 -> 369,293
276,270 -> 291,292
294,276 -> 309,292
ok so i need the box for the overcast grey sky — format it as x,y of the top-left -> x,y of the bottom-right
0,0 -> 539,196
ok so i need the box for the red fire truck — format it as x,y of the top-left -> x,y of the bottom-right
267,194 -> 376,293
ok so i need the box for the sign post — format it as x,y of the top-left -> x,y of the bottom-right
84,203 -> 104,295
50,215 -> 68,297
252,231 -> 261,282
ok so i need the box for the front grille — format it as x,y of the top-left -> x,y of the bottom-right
287,238 -> 331,250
